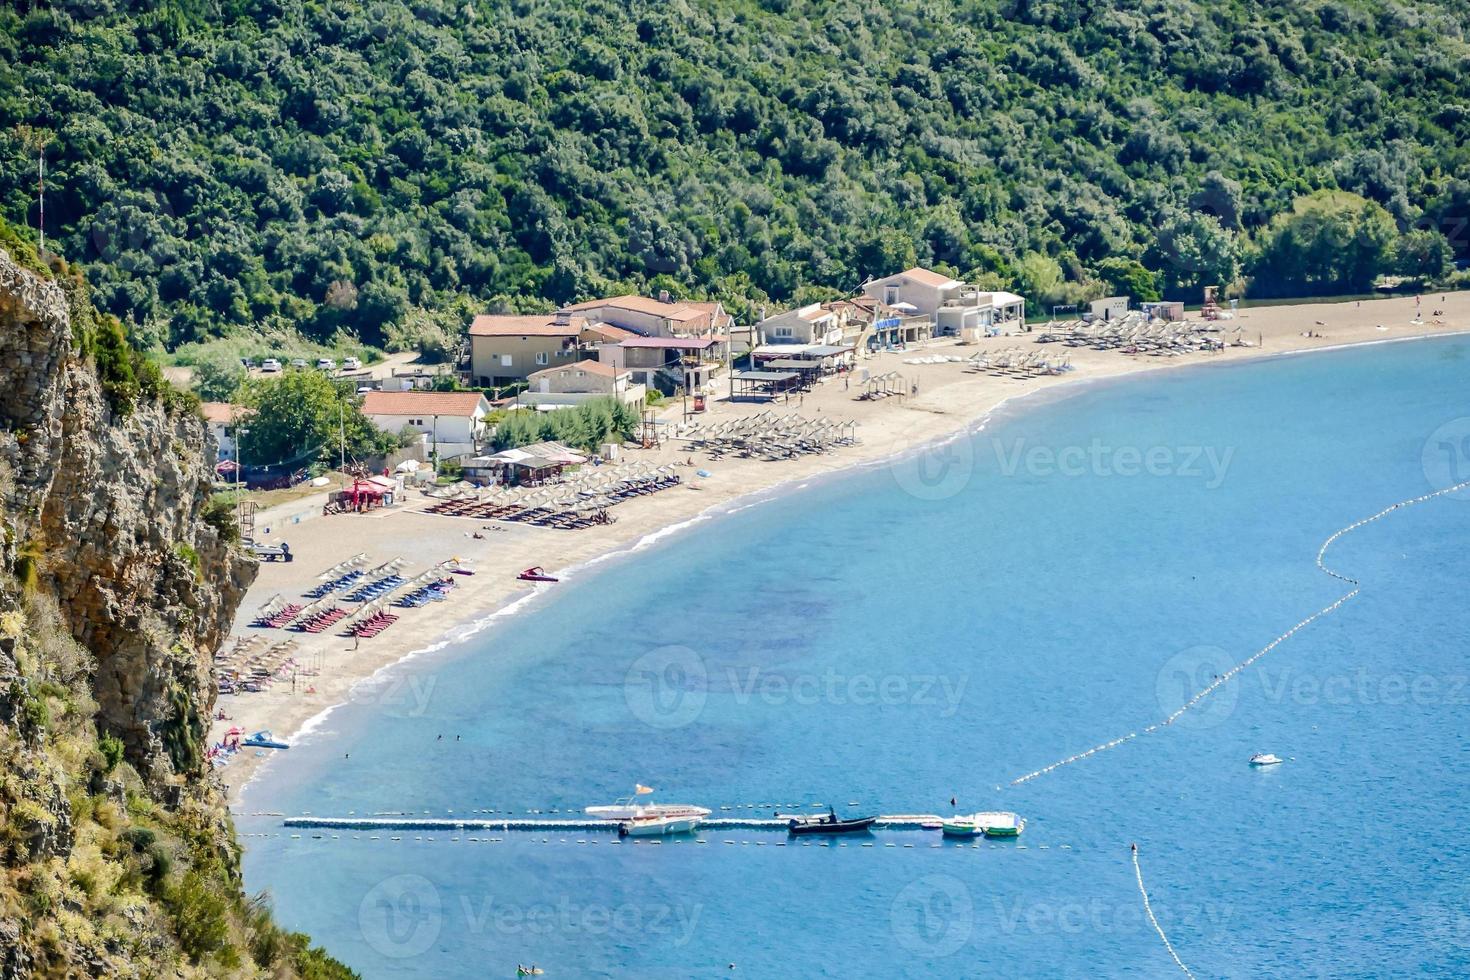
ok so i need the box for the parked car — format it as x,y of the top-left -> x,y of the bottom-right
342,356 -> 362,370
260,358 -> 282,372
316,357 -> 336,371
290,357 -> 308,369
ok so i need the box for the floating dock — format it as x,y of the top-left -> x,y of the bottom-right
282,813 -> 947,832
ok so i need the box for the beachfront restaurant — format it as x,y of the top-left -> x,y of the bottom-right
752,343 -> 854,380
731,369 -> 801,401
476,442 -> 590,486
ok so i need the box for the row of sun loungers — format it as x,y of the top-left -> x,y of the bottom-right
966,347 -> 1072,376
306,569 -> 366,598
347,609 -> 400,638
315,553 -> 369,582
292,605 -> 347,633
345,574 -> 406,602
253,601 -> 304,628
424,464 -> 682,528
1032,316 -> 1236,355
860,371 -> 907,400
679,412 -> 859,460
216,636 -> 300,693
395,579 -> 455,608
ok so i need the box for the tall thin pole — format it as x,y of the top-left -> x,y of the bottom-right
36,149 -> 44,254
339,402 -> 345,474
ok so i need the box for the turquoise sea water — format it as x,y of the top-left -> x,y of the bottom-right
239,337 -> 1470,978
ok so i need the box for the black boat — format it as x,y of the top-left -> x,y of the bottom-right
786,808 -> 877,836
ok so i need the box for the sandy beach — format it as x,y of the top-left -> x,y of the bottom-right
214,290 -> 1470,806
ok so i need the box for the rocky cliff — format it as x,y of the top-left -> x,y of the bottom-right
1,244 -> 253,783
0,239 -> 351,978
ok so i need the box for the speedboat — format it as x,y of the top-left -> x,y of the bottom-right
517,566 -> 558,582
585,792 -> 711,824
618,812 -> 703,837
1249,753 -> 1284,766
787,809 -> 877,836
242,730 -> 289,750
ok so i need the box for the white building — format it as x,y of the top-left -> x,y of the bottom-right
360,390 -> 492,461
755,303 -> 846,346
862,267 -> 1026,338
200,402 -> 239,460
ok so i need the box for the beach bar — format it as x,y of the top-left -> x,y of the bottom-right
731,369 -> 801,401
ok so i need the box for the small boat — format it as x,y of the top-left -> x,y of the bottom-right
965,811 -> 1024,838
517,566 -> 558,582
1249,753 -> 1284,766
787,809 -> 877,836
242,730 -> 289,750
941,815 -> 983,838
618,813 -> 702,837
586,788 -> 711,827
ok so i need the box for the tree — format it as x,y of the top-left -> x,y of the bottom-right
1011,253 -> 1065,305
1420,180 -> 1470,261
1149,212 -> 1241,298
1248,191 -> 1397,297
1392,228 -> 1454,282
1092,257 -> 1161,303
383,306 -> 459,362
191,353 -> 245,401
237,370 -> 392,470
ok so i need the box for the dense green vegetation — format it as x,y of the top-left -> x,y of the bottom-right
2,0 -> 1468,351
235,368 -> 398,469
491,398 -> 641,453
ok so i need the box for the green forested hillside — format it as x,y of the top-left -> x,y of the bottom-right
2,0 -> 1468,351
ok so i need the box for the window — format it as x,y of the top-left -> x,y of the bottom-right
775,326 -> 792,338
535,351 -> 549,365
500,354 -> 513,367
411,418 -> 423,426
884,285 -> 899,305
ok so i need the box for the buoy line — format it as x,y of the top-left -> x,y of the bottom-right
1011,477 -> 1470,787
1132,844 -> 1195,979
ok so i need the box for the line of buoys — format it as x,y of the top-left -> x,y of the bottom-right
1132,845 -> 1195,978
1010,477 -> 1470,786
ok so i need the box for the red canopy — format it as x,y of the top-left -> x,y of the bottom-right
342,479 -> 386,502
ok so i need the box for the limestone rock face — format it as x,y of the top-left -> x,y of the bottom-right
0,246 -> 255,782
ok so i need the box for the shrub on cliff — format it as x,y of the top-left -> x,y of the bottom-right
202,495 -> 241,544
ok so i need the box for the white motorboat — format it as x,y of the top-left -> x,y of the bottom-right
585,786 -> 711,826
617,812 -> 703,837
1249,753 -> 1284,766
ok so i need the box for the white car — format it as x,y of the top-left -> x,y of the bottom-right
342,356 -> 362,371
316,357 -> 336,371
290,358 -> 307,369
260,358 -> 282,373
